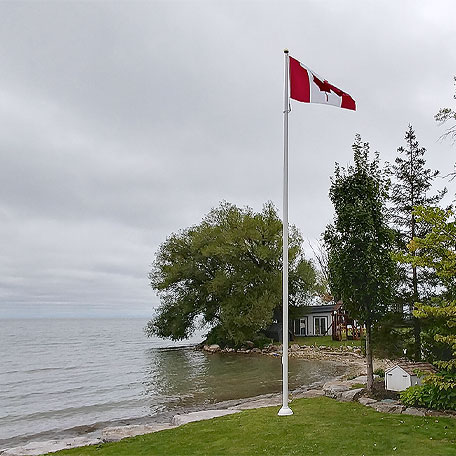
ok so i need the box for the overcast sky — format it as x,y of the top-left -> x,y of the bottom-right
0,0 -> 455,319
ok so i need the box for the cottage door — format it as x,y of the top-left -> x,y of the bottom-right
314,317 -> 327,336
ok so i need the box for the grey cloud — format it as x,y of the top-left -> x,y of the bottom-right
0,0 -> 455,318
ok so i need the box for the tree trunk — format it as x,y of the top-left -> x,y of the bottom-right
411,210 -> 421,361
412,264 -> 421,361
365,321 -> 374,393
413,315 -> 421,361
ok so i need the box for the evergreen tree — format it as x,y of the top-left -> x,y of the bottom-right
389,125 -> 446,360
324,135 -> 396,391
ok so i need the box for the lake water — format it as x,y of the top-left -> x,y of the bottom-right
0,319 -> 348,449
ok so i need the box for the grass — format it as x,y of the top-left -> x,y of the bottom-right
292,335 -> 362,348
48,397 -> 456,456
350,383 -> 366,389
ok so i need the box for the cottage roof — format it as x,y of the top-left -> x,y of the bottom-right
300,304 -> 339,314
385,361 -> 435,376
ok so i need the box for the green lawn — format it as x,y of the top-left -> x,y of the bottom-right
292,335 -> 362,348
49,397 -> 456,456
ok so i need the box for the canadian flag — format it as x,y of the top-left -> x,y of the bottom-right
289,56 -> 356,111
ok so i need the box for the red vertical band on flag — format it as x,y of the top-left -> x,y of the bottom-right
341,94 -> 356,110
289,56 -> 310,103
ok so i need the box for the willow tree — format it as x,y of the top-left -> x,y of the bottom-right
324,135 -> 396,391
147,201 -> 318,346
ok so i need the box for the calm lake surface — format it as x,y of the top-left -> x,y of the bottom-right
0,319 -> 348,449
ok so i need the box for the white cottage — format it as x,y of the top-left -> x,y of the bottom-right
293,304 -> 337,337
385,361 -> 435,392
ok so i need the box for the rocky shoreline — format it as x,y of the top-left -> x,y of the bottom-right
203,341 -> 364,360
4,370 -> 454,456
202,342 -> 390,376
0,346 -> 351,456
4,346 -> 451,456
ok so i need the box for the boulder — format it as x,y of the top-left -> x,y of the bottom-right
290,344 -> 301,352
233,396 -> 282,410
1,437 -> 101,456
358,397 -> 377,406
403,407 -> 426,416
339,388 -> 364,402
323,381 -> 351,399
102,423 -> 174,442
299,389 -> 325,398
369,401 -> 405,414
205,344 -> 220,353
424,409 -> 456,418
348,375 -> 368,384
171,409 -> 239,426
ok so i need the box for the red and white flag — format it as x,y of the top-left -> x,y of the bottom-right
289,56 -> 356,111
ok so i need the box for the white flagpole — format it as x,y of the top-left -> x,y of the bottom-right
278,48 -> 293,417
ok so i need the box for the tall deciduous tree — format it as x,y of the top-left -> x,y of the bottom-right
389,125 -> 446,360
324,135 -> 396,391
398,206 -> 456,400
146,201 -> 318,346
435,76 -> 456,145
435,76 -> 456,180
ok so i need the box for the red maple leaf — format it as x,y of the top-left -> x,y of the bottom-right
312,74 -> 345,98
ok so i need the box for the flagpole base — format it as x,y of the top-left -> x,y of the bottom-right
278,406 -> 293,416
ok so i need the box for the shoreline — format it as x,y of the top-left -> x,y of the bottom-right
202,342 -> 391,376
1,352 -> 364,456
0,386 -> 332,456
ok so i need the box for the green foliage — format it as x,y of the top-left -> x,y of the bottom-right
388,125 -> 444,311
399,207 -> 456,365
371,312 -> 411,359
147,201 -> 318,345
398,206 -> 456,405
388,125 -> 445,360
389,125 -> 444,247
374,368 -> 385,378
324,135 -> 397,324
204,326 -> 271,349
406,207 -> 456,295
324,135 -> 397,390
400,380 -> 456,411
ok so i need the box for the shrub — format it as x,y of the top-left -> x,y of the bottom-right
252,333 -> 273,349
374,368 -> 385,378
400,382 -> 456,411
204,327 -> 272,349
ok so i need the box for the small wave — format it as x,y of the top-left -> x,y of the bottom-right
1,397 -> 149,424
0,385 -> 87,402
